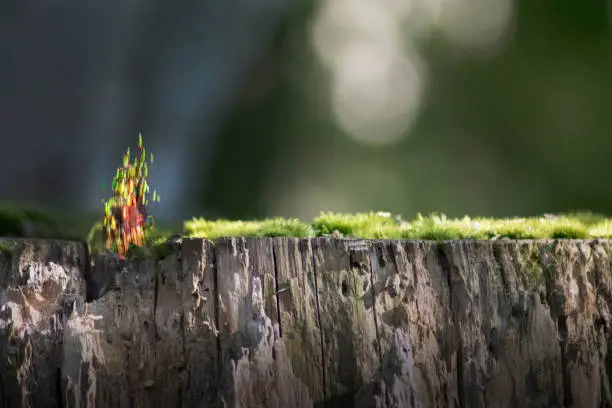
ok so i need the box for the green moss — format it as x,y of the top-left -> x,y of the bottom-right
587,219 -> 612,238
400,213 -> 590,241
487,217 -> 589,239
5,203 -> 612,246
183,211 -> 612,241
184,217 -> 313,239
518,245 -> 545,291
401,213 -> 487,241
312,211 -> 402,239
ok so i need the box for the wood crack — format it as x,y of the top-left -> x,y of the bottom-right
272,243 -> 283,338
311,239 -> 328,406
368,241 -> 383,371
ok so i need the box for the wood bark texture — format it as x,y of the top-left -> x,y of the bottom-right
0,237 -> 611,407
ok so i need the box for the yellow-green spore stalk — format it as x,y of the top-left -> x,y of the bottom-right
102,134 -> 160,258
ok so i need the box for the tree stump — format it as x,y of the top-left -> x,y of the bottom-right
1,237 -> 611,407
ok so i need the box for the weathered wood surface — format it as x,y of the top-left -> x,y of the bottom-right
1,237 -> 612,407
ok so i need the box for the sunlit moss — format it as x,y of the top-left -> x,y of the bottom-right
312,211 -> 403,239
3,204 -> 612,243
423,215 -> 590,240
184,217 -> 313,239
586,219 -> 612,238
184,211 -> 612,241
258,218 -> 314,237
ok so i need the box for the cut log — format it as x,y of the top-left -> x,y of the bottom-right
0,239 -> 87,408
1,237 -> 612,407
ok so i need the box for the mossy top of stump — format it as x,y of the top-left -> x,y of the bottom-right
4,206 -> 612,245
182,211 -> 612,241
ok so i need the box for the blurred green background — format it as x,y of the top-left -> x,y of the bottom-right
1,0 -> 612,229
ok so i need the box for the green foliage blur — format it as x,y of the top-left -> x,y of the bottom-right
201,0 -> 612,221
